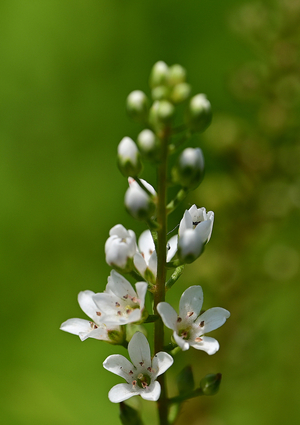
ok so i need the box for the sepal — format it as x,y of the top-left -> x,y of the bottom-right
119,402 -> 144,425
177,365 -> 195,395
200,373 -> 222,395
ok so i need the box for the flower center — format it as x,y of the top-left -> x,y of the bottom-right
178,328 -> 191,340
136,373 -> 151,389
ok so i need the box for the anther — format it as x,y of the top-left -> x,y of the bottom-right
187,311 -> 194,317
200,320 -> 205,327
117,311 -> 122,316
139,362 -> 144,366
195,337 -> 203,342
177,317 -> 182,323
115,302 -> 120,307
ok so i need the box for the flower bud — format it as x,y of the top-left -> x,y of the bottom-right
168,64 -> 187,86
125,178 -> 156,220
172,147 -> 205,189
149,100 -> 175,131
177,365 -> 195,395
137,129 -> 160,160
151,85 -> 170,101
107,328 -> 127,346
126,90 -> 149,123
200,373 -> 222,396
118,137 -> 142,177
178,228 -> 204,263
170,82 -> 191,103
105,224 -> 137,272
149,61 -> 169,88
186,94 -> 212,132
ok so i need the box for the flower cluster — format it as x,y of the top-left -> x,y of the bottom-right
60,62 -> 230,420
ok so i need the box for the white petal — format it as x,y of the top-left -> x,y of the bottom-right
179,286 -> 203,320
152,352 -> 174,378
173,331 -> 190,351
179,210 -> 193,236
108,383 -> 136,403
157,302 -> 178,331
134,252 -> 147,276
135,281 -> 148,310
106,270 -> 136,299
109,224 -> 128,238
140,381 -> 161,401
106,240 -> 131,268
79,326 -> 109,341
60,318 -> 91,336
77,290 -> 99,322
190,336 -> 219,355
93,293 -> 120,316
148,251 -> 157,276
188,204 -> 198,218
128,332 -> 151,369
195,307 -> 230,334
167,235 -> 178,262
195,220 -> 212,244
103,354 -> 134,382
138,230 -> 155,262
178,228 -> 204,260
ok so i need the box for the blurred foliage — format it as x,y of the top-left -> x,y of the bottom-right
0,1 -> 299,425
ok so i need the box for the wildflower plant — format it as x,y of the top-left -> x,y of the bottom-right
60,62 -> 230,425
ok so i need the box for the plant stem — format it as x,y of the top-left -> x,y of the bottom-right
154,127 -> 170,425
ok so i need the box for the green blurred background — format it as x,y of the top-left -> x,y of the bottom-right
1,0 -> 300,424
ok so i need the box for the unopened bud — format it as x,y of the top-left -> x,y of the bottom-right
149,100 -> 175,131
170,82 -> 191,103
172,147 -> 205,189
151,85 -> 170,101
125,178 -> 156,220
126,90 -> 149,123
149,61 -> 169,88
200,373 -> 222,396
186,94 -> 212,132
137,129 -> 160,160
168,64 -> 187,85
117,137 -> 142,177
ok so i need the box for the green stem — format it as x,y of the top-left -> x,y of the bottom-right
168,388 -> 204,405
154,127 -> 170,425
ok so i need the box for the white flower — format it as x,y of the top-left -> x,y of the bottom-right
133,230 -> 178,284
60,290 -> 121,342
124,177 -> 156,220
178,205 -> 214,263
93,270 -> 148,325
117,137 -> 142,177
105,224 -> 137,271
157,286 -> 230,354
103,332 -> 173,403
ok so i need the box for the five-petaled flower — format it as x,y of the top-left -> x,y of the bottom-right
93,270 -> 148,325
157,285 -> 230,354
103,332 -> 173,402
60,290 -> 121,342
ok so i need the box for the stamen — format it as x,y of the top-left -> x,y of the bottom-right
96,311 -> 101,316
126,309 -> 132,314
147,367 -> 152,372
115,302 -> 120,307
131,296 -> 138,303
187,311 -> 194,317
177,317 -> 182,323
123,294 -> 128,300
89,321 -> 98,329
117,311 -> 122,316
132,380 -> 137,386
142,382 -> 148,388
129,370 -> 133,375
195,337 -> 203,342
139,362 -> 144,366
200,320 -> 205,327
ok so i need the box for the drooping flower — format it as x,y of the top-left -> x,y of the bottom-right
124,177 -> 156,220
133,230 -> 178,284
157,286 -> 230,354
60,290 -> 122,343
178,205 -> 214,263
105,224 -> 137,272
93,270 -> 148,326
103,332 -> 173,403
